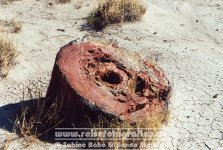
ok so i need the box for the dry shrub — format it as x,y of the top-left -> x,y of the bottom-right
13,86 -> 64,141
89,111 -> 169,149
0,35 -> 16,78
14,99 -> 63,141
0,0 -> 20,5
9,19 -> 22,33
0,19 -> 22,33
56,0 -> 70,3
88,0 -> 146,29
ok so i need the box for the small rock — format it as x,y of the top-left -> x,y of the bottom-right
75,5 -> 81,9
57,29 -> 65,32
213,94 -> 218,98
124,37 -> 131,41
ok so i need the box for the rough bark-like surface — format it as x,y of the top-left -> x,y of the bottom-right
46,42 -> 170,123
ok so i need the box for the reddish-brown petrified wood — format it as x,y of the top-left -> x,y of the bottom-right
46,42 -> 170,124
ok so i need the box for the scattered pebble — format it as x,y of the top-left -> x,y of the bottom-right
57,29 -> 65,32
213,94 -> 218,98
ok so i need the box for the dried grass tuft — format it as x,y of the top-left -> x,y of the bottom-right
0,35 -> 17,78
0,19 -> 22,33
9,19 -> 22,33
13,98 -> 64,141
88,0 -> 147,30
88,110 -> 169,149
56,0 -> 70,4
0,0 -> 20,5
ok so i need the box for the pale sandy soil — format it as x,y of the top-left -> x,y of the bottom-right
0,0 -> 223,149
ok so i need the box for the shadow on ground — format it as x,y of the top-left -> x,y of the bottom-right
0,98 -> 56,142
0,99 -> 36,131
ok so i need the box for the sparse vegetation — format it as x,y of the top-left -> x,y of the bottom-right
0,0 -> 20,5
0,19 -> 22,33
13,91 -> 64,141
89,111 -> 168,149
13,85 -> 168,149
88,0 -> 146,30
56,0 -> 70,4
2,133 -> 10,150
0,35 -> 16,78
9,19 -> 22,33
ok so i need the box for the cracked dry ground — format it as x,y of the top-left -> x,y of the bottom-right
0,0 -> 223,149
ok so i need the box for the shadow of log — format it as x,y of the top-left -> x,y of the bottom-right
0,98 -> 57,143
0,97 -> 118,145
0,99 -> 37,132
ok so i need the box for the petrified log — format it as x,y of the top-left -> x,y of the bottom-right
46,42 -> 170,125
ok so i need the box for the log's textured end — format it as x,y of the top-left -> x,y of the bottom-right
46,42 -> 171,123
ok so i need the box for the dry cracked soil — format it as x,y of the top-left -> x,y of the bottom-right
0,0 -> 223,149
